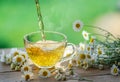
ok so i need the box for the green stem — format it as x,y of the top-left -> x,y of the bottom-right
84,25 -> 117,40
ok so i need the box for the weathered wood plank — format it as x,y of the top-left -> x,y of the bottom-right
75,68 -> 110,77
0,71 -> 120,82
0,63 -> 13,72
0,72 -> 21,82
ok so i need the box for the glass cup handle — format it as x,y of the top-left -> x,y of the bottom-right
61,43 -> 76,63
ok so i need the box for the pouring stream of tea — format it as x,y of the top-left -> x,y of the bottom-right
35,0 -> 45,40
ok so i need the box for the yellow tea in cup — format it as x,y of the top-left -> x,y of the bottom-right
24,31 -> 75,68
26,40 -> 65,67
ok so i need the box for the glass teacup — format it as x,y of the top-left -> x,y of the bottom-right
24,31 -> 75,68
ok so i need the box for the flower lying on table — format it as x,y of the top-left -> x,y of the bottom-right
21,63 -> 32,73
0,48 -> 34,81
111,64 -> 120,76
38,68 -> 51,78
0,48 -> 27,70
22,71 -> 33,81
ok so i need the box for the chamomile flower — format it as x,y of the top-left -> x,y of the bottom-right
89,36 -> 96,44
76,60 -> 82,67
96,45 -> 105,55
82,60 -> 89,70
78,43 -> 85,51
73,20 -> 84,32
82,30 -> 89,40
0,50 -> 5,63
15,66 -> 21,71
5,54 -> 12,64
10,48 -> 19,57
21,63 -> 32,73
85,44 -> 91,53
22,72 -> 33,81
20,51 -> 28,60
39,68 -> 51,78
97,48 -> 104,55
10,63 -> 16,69
12,55 -> 25,65
111,64 -> 119,76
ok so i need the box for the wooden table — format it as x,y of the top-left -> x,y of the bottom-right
0,49 -> 120,82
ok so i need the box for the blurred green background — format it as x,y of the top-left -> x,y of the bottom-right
0,0 -> 119,48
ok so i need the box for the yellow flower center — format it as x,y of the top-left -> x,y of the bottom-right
76,23 -> 80,28
25,74 -> 30,81
86,54 -> 91,59
42,71 -> 48,76
87,47 -> 90,51
113,68 -> 118,73
77,60 -> 81,65
84,33 -> 87,37
79,54 -> 86,60
13,52 -> 19,57
16,57 -> 22,62
90,38 -> 94,43
24,66 -> 29,71
98,50 -> 102,55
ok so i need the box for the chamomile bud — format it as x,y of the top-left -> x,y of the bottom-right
10,63 -> 16,70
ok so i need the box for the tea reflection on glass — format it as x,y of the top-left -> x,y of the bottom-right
24,31 -> 75,68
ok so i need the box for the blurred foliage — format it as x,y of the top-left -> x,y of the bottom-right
0,0 -> 118,48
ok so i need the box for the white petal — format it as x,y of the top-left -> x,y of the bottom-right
5,55 -> 12,64
20,51 -> 28,60
10,48 -> 18,54
79,43 -> 85,51
0,50 -> 5,62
